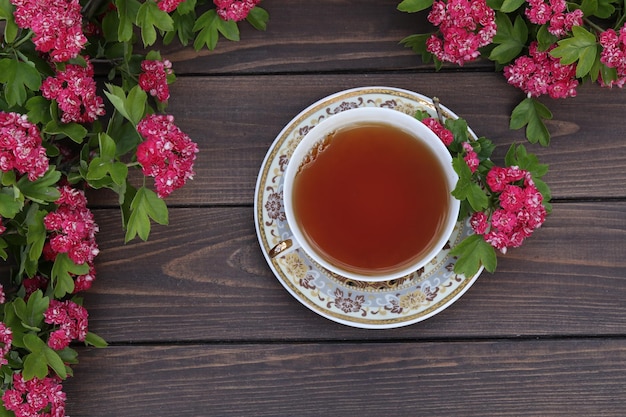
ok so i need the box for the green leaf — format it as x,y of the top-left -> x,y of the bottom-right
193,9 -> 220,51
104,83 -> 132,121
509,97 -> 552,146
0,188 -> 23,218
125,186 -> 169,242
176,0 -> 196,14
126,85 -> 147,125
43,120 -> 88,143
43,347 -> 67,379
397,0 -> 434,12
450,234 -> 497,277
99,132 -> 117,160
85,332 -> 108,348
51,253 -> 89,298
26,207 -> 47,262
217,18 -> 240,41
536,24 -> 558,51
580,0 -> 598,16
16,167 -> 61,203
136,0 -> 174,46
0,59 -> 42,106
0,0 -> 18,43
115,0 -> 142,42
23,351 -> 48,380
25,96 -> 52,125
550,26 -> 598,78
489,13 -> 528,64
246,6 -> 269,31
595,0 -> 617,18
451,157 -> 489,211
500,0 -> 526,12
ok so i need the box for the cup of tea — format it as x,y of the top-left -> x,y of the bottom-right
271,106 -> 460,282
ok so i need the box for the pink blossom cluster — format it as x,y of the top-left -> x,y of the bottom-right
44,299 -> 88,350
0,112 -> 49,181
426,0 -> 497,66
43,186 -> 99,267
421,117 -> 454,146
214,0 -> 261,22
0,322 -> 12,366
504,41 -> 578,98
524,0 -> 583,38
470,166 -> 546,254
158,0 -> 185,13
0,219 -> 4,235
462,141 -> 479,173
599,27 -> 626,88
41,58 -> 106,124
139,59 -> 173,102
1,374 -> 66,417
10,0 -> 86,62
136,114 -> 199,198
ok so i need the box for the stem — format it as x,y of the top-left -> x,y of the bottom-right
583,17 -> 606,34
11,30 -> 34,49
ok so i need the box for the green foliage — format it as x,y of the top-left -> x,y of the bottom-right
489,13 -> 528,64
510,97 -> 553,146
551,26 -> 598,78
449,234 -> 498,276
125,186 -> 169,242
397,0 -> 434,13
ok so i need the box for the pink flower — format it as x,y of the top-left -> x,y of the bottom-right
1,374 -> 66,417
0,112 -> 49,181
136,114 -> 199,198
139,59 -> 173,102
525,0 -> 582,37
426,0 -> 496,66
504,42 -> 578,99
0,322 -> 12,366
10,0 -> 86,62
462,142 -> 479,173
470,211 -> 489,235
421,117 -> 454,146
44,186 -> 99,266
499,184 -> 525,211
44,299 -> 89,350
599,27 -> 626,87
214,0 -> 261,21
157,0 -> 185,13
41,58 -> 106,123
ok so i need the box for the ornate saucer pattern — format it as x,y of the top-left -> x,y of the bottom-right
254,86 -> 483,329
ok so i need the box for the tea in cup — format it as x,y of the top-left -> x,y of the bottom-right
272,106 -> 459,282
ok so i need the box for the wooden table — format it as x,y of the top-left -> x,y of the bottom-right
64,1 -> 626,415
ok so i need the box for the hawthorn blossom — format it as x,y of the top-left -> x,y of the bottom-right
1,374 -> 66,417
525,0 -> 583,37
158,0 -> 185,13
11,0 -> 86,62
41,58 -> 106,124
139,59 -> 173,102
43,186 -> 99,266
462,141 -> 479,173
0,112 -> 49,181
470,166 -> 546,254
426,0 -> 497,66
44,299 -> 89,350
599,27 -> 626,88
504,41 -> 578,99
421,117 -> 454,146
0,322 -> 12,366
136,114 -> 199,198
214,0 -> 261,21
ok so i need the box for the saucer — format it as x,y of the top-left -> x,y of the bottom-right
254,86 -> 483,329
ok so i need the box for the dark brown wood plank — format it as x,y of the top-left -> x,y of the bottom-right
64,339 -> 626,416
82,201 -> 626,343
160,0 -> 458,74
87,73 -> 626,207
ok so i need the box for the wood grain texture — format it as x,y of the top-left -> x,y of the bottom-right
64,339 -> 626,416
87,73 -> 626,207
80,201 -> 626,343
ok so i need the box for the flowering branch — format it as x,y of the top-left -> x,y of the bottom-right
416,107 -> 552,277
0,0 -> 268,415
399,0 -> 626,146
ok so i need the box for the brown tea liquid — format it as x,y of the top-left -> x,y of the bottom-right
292,122 -> 450,275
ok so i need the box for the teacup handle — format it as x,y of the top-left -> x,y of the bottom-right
269,237 -> 301,258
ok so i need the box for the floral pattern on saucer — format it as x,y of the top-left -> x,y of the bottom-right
254,86 -> 483,329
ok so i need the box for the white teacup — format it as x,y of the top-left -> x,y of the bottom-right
271,107 -> 460,282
